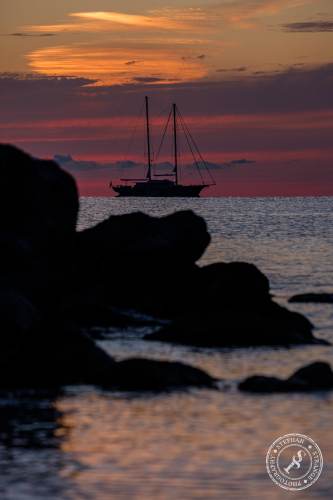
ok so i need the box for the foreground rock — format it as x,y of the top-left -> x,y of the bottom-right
0,145 -> 78,307
239,362 -> 333,393
289,293 -> 333,304
0,322 -> 215,391
0,144 -> 78,243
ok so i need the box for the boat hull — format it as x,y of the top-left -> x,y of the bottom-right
112,182 -> 208,197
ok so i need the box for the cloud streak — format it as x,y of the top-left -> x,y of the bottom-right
24,8 -> 208,34
9,32 -> 56,37
282,20 -> 333,32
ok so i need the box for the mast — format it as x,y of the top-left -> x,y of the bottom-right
145,96 -> 152,181
173,103 -> 178,185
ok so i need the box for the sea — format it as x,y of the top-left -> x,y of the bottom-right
1,197 -> 332,499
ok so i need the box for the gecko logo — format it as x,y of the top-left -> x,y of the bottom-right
266,433 -> 323,491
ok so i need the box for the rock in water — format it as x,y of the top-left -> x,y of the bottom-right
111,358 -> 217,391
0,323 -> 118,389
77,210 -> 210,266
145,262 -> 327,347
198,262 -> 271,308
0,321 -> 217,391
73,210 -> 210,314
239,362 -> 333,392
289,293 -> 333,304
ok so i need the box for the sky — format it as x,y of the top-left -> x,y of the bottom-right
0,0 -> 333,195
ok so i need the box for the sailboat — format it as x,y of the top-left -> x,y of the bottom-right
111,97 -> 215,197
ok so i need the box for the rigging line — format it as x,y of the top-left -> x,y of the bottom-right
154,106 -> 169,160
178,108 -> 216,185
152,104 -> 174,162
177,108 -> 205,185
155,108 -> 172,163
177,108 -> 216,185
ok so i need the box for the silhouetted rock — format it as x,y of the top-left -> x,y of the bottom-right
145,293 -> 327,347
0,144 -> 328,392
289,293 -> 333,304
144,261 -> 329,347
112,358 -> 216,391
0,319 -> 216,391
73,210 -> 209,314
0,323 -> 117,389
198,262 -> 271,308
239,362 -> 333,392
144,261 -> 327,347
77,210 -> 209,266
0,144 -> 78,246
0,145 -> 79,306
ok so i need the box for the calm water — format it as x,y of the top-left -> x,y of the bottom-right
1,197 -> 333,499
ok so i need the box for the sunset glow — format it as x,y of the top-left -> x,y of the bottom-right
1,0 -> 333,195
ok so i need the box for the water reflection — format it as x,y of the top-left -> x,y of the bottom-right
55,388 -> 333,499
0,392 -> 80,500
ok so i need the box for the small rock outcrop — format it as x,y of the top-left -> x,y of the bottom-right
289,293 -> 333,304
111,358 -> 216,391
145,263 -> 327,347
239,362 -> 333,393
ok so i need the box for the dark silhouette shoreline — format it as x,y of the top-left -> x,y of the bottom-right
0,144 -> 330,392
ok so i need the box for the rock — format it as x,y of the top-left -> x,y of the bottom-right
198,262 -> 271,308
77,210 -> 210,266
239,362 -> 333,392
73,210 -> 209,314
0,145 -> 79,306
144,261 -> 329,347
0,144 -> 78,246
0,322 -> 117,389
289,293 -> 333,304
0,323 -> 216,391
145,300 -> 327,347
111,358 -> 217,391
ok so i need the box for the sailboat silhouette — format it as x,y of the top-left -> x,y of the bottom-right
111,97 -> 215,197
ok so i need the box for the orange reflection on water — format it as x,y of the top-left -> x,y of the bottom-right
56,389 -> 333,498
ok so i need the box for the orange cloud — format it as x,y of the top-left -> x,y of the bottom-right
71,11 -> 190,30
27,45 -> 207,85
21,1 -> 314,36
24,8 -> 208,34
